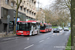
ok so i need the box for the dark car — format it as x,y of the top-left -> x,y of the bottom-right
53,28 -> 60,33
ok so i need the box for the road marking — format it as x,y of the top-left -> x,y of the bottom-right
24,44 -> 34,50
39,40 -> 44,43
27,38 -> 29,40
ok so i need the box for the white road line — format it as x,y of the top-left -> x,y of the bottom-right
24,44 -> 34,50
39,40 -> 44,43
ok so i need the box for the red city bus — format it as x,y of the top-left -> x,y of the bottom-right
47,23 -> 52,32
16,20 -> 40,36
40,23 -> 49,32
40,23 -> 52,32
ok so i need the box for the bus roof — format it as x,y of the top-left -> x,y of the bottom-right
48,23 -> 51,25
17,20 -> 37,23
40,23 -> 52,25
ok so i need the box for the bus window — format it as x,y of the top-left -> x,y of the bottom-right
17,22 -> 31,31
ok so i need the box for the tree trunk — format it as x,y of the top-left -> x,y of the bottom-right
13,8 -> 18,34
71,0 -> 75,50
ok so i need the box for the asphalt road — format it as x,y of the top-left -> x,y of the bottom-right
0,30 -> 71,50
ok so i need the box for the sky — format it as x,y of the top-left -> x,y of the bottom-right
36,0 -> 55,9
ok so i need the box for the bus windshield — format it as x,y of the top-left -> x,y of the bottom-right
40,24 -> 46,30
17,22 -> 31,31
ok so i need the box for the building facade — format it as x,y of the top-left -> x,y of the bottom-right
0,0 -> 36,32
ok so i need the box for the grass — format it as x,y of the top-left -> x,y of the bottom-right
65,34 -> 71,50
52,26 -> 58,28
69,27 -> 71,30
52,26 -> 71,30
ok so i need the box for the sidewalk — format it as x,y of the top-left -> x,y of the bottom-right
0,31 -> 16,38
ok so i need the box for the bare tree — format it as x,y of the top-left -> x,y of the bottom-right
43,8 -> 59,26
49,0 -> 71,26
13,0 -> 22,33
36,9 -> 45,23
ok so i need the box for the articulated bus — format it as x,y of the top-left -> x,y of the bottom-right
40,23 -> 52,32
16,20 -> 40,36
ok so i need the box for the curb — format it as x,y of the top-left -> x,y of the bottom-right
0,35 -> 16,42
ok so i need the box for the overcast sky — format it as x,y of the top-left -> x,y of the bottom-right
36,0 -> 55,9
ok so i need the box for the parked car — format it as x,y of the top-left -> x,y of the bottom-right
63,27 -> 69,31
58,27 -> 63,31
53,28 -> 60,33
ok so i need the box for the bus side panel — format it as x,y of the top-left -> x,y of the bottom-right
40,30 -> 46,32
16,31 -> 23,35
45,29 -> 48,32
49,28 -> 51,31
16,31 -> 30,35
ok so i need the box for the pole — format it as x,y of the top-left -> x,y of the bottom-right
6,18 -> 9,35
6,15 -> 10,35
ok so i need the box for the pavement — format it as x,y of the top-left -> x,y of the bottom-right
0,31 -> 16,39
0,30 -> 71,50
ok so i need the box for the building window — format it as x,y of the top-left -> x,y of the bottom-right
34,2 -> 36,5
15,4 -> 17,9
3,8 -> 8,19
27,9 -> 29,13
24,1 -> 25,3
24,8 -> 26,12
34,13 -> 36,16
32,12 -> 33,15
5,0 -> 9,4
32,0 -> 33,3
27,3 -> 28,6
29,11 -> 31,14
20,6 -> 22,10
11,2 -> 14,6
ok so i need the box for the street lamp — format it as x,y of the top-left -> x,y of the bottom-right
6,15 -> 10,35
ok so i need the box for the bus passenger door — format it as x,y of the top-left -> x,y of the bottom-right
30,26 -> 33,35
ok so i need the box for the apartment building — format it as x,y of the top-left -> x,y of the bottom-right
0,0 -> 36,32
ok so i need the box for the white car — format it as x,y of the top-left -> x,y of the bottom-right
63,27 -> 69,31
58,27 -> 63,31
